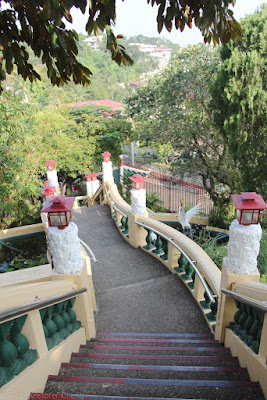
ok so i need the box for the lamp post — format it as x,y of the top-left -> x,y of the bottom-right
129,174 -> 147,214
41,196 -> 83,274
45,160 -> 59,192
85,173 -> 92,197
225,192 -> 267,275
101,151 -> 114,183
40,186 -> 57,203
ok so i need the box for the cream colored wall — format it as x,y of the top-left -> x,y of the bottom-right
0,223 -> 44,239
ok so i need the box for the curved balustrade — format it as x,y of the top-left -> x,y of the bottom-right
102,181 -> 221,332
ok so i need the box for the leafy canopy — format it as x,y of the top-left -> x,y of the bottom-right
0,0 -> 242,92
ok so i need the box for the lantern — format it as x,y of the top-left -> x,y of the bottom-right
40,186 -> 57,201
45,160 -> 56,171
231,192 -> 267,225
91,172 -> 98,181
129,174 -> 146,190
41,196 -> 75,229
85,174 -> 92,182
101,151 -> 111,162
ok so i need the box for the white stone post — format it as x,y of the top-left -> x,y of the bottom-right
224,219 -> 262,275
102,161 -> 114,183
131,187 -> 146,215
86,180 -> 92,197
48,222 -> 83,274
120,155 -> 124,185
91,179 -> 100,195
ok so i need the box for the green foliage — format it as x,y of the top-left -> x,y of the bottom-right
258,231 -> 267,278
127,45 -> 239,207
146,192 -> 167,212
0,1 -> 242,93
190,229 -> 228,270
211,5 -> 267,198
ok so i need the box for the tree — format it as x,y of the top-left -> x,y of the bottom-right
211,5 -> 267,197
126,45 -> 241,208
0,1 -> 242,93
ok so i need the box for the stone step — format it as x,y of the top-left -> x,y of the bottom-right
44,375 -> 264,400
30,394 -> 205,400
70,351 -> 239,367
59,362 -> 250,381
80,343 -> 230,355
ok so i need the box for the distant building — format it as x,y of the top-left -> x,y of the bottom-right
67,99 -> 124,117
83,36 -> 104,50
129,43 -> 171,69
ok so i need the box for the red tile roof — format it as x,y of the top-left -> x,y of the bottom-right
67,99 -> 123,111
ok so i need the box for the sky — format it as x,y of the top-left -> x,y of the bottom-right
69,0 -> 266,46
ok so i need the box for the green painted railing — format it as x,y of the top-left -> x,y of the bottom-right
0,288 -> 86,388
222,289 -> 267,355
0,316 -> 37,388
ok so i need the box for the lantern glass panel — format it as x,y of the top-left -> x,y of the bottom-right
49,213 -> 62,226
66,211 -> 72,224
252,211 -> 259,224
236,209 -> 241,221
136,182 -> 141,190
241,211 -> 253,225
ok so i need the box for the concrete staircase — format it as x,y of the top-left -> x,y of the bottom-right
29,332 -> 264,400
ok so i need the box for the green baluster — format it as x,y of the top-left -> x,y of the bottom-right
230,301 -> 242,331
160,239 -> 168,261
0,367 -> 7,388
152,234 -> 164,255
10,316 -> 37,368
188,270 -> 195,290
120,216 -> 126,230
67,298 -> 81,332
181,261 -> 194,281
0,320 -> 21,382
122,217 -> 129,236
174,253 -> 187,273
207,298 -> 218,322
52,303 -> 68,342
200,288 -> 213,310
250,311 -> 264,354
143,229 -> 155,250
247,309 -> 261,347
240,305 -> 253,343
234,303 -> 247,337
62,300 -> 73,335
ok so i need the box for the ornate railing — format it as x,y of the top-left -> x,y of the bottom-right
0,288 -> 85,388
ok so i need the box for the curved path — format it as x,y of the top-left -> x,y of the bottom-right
72,204 -> 210,335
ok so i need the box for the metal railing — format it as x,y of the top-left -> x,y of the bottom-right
0,287 -> 87,323
221,289 -> 267,313
80,239 -> 97,263
135,221 -> 216,304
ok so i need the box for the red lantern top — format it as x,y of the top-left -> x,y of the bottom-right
120,155 -> 124,167
101,151 -> 111,162
41,196 -> 75,229
45,160 -> 56,171
40,186 -> 57,201
129,174 -> 146,190
85,174 -> 92,182
231,192 -> 267,225
91,172 -> 98,181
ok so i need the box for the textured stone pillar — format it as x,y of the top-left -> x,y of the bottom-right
224,219 -> 262,275
86,181 -> 92,197
91,179 -> 100,195
131,188 -> 146,215
48,222 -> 83,274
102,161 -> 114,183
47,169 -> 59,188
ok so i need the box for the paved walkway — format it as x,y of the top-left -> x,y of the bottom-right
72,205 -> 211,335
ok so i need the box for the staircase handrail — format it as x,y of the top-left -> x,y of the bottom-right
80,239 -> 97,263
0,287 -> 87,323
221,288 -> 267,313
136,220 -> 216,304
